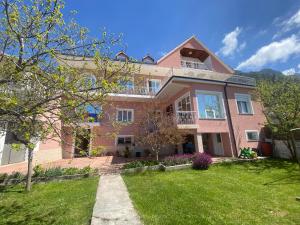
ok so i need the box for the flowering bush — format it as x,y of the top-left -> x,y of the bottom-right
192,153 -> 212,170
162,154 -> 195,166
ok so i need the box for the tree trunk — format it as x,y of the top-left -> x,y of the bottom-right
156,151 -> 159,161
26,148 -> 34,191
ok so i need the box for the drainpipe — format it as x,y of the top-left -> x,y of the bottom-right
224,83 -> 239,157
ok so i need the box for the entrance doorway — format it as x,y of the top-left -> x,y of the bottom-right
212,133 -> 224,156
182,134 -> 195,154
74,129 -> 91,157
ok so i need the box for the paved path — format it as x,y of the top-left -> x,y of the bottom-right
91,174 -> 142,225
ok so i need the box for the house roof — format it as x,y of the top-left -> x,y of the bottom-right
157,36 -> 234,74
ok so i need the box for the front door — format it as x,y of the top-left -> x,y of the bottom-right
74,129 -> 91,157
182,134 -> 195,154
212,133 -> 224,156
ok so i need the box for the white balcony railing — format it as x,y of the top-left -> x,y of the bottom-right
176,111 -> 197,124
181,60 -> 210,70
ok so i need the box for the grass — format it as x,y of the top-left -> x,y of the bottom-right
0,177 -> 99,225
123,159 -> 300,225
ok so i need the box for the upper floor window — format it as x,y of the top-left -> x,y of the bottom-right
176,93 -> 192,111
235,94 -> 253,114
196,91 -> 225,119
85,104 -> 101,123
120,79 -> 134,90
148,79 -> 161,94
117,109 -> 134,122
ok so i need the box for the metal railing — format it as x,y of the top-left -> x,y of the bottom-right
176,111 -> 197,124
226,75 -> 256,86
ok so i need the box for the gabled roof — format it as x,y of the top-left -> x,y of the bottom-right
157,35 -> 234,74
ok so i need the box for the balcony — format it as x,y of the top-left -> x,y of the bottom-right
175,111 -> 199,129
226,75 -> 256,86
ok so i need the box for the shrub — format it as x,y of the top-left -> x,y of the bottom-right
192,153 -> 212,170
33,165 -> 45,177
44,167 -> 63,177
63,167 -> 80,175
162,154 -> 194,166
90,146 -> 105,157
0,173 -> 8,183
79,166 -> 93,174
8,172 -> 25,180
123,160 -> 159,169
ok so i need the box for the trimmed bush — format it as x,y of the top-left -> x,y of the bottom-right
162,154 -> 194,166
192,153 -> 212,170
123,160 -> 159,169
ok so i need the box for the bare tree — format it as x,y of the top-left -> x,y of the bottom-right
135,101 -> 184,161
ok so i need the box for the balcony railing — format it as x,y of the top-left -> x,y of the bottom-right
176,111 -> 197,124
181,60 -> 210,70
226,75 -> 256,86
116,86 -> 155,96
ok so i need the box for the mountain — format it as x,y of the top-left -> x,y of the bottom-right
235,68 -> 300,82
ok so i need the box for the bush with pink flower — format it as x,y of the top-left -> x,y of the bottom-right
192,153 -> 212,170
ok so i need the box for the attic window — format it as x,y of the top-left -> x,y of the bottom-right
116,52 -> 128,61
142,55 -> 155,64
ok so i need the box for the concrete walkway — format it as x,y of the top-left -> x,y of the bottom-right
91,174 -> 142,225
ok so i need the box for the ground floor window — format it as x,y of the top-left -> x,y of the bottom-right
117,136 -> 133,145
245,130 -> 259,141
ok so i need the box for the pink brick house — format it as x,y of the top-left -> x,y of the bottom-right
0,36 -> 266,165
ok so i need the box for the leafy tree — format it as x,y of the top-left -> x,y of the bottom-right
135,102 -> 184,161
256,78 -> 300,160
0,0 -> 135,191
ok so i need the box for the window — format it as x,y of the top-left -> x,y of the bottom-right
246,131 -> 259,141
196,91 -> 225,119
84,104 -> 101,123
235,94 -> 253,114
148,79 -> 161,93
117,136 -> 133,145
119,79 -> 134,90
117,109 -> 134,122
176,94 -> 192,111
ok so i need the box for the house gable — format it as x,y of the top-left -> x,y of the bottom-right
157,36 -> 234,74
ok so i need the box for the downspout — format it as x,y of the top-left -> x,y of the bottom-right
224,83 -> 239,157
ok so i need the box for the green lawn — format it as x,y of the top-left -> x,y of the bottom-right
123,160 -> 300,225
0,177 -> 99,225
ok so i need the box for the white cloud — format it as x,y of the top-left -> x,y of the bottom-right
298,64 -> 300,69
236,35 -> 300,70
273,9 -> 300,39
218,27 -> 245,57
282,68 -> 296,76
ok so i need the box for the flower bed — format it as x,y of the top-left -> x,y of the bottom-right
0,165 -> 99,186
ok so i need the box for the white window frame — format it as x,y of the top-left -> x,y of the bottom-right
116,108 -> 134,123
116,135 -> 134,145
147,79 -> 161,93
235,93 -> 254,115
195,90 -> 226,120
245,130 -> 259,142
175,92 -> 192,112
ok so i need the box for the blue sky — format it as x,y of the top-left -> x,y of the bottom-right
64,0 -> 300,74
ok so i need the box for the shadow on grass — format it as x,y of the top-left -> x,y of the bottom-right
216,158 -> 300,186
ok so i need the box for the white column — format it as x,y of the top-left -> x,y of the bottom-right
0,124 -> 7,165
194,133 -> 204,153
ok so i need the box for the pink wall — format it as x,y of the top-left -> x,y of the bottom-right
61,81 -> 266,158
157,38 -> 233,74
